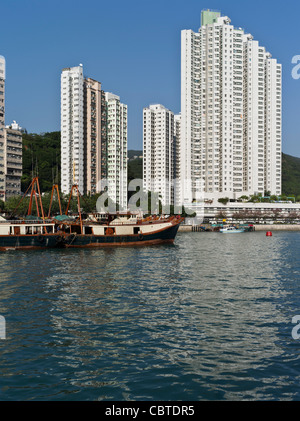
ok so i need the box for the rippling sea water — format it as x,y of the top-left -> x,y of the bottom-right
1,231 -> 300,401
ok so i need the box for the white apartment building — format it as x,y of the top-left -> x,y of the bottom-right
0,56 -> 5,201
105,92 -> 128,209
143,104 -> 175,206
61,65 -> 84,195
0,58 -> 23,202
180,10 -> 282,205
61,66 -> 128,206
84,78 -> 107,196
4,123 -> 22,201
174,113 -> 181,205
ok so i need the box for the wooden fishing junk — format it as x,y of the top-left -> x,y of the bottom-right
0,179 -> 183,251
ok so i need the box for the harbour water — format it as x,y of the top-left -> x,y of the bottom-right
0,231 -> 300,401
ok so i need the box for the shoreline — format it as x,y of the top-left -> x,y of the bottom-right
179,224 -> 300,232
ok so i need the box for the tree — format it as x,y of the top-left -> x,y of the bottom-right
22,131 -> 61,193
232,211 -> 248,221
5,196 -> 30,217
252,210 -> 263,223
218,198 -> 229,205
287,212 -> 299,223
249,195 -> 261,203
216,211 -> 227,221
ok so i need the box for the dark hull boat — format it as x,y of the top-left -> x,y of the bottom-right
0,216 -> 182,251
0,178 -> 183,251
0,220 -> 58,251
59,216 -> 182,248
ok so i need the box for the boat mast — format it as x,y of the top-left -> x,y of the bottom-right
65,185 -> 83,234
48,184 -> 62,218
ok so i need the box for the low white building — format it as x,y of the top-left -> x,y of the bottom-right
186,201 -> 300,224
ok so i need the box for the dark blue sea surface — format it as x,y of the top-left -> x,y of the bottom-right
1,231 -> 300,401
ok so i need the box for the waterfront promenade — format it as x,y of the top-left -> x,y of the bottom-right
179,224 -> 300,232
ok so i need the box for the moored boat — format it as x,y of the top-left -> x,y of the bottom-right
54,214 -> 184,248
0,179 -> 184,250
219,226 -> 245,234
0,218 -> 59,251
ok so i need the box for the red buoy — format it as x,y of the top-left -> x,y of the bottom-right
266,231 -> 273,237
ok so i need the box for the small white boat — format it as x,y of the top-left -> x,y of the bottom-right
219,226 -> 245,234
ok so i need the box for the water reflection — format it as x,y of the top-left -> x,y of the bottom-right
0,233 -> 299,400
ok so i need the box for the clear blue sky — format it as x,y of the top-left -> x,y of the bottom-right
1,0 -> 300,155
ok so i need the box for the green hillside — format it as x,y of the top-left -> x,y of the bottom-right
282,153 -> 300,197
22,131 -> 61,193
20,132 -> 300,198
22,132 -> 143,192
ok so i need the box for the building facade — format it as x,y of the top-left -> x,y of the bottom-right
4,123 -> 23,201
106,92 -> 128,209
174,114 -> 181,205
143,104 -> 175,206
61,66 -> 128,208
61,65 -> 85,195
180,10 -> 282,205
0,57 -> 23,202
0,56 -> 5,201
83,78 -> 107,196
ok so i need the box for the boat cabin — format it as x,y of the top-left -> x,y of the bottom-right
0,221 -> 55,236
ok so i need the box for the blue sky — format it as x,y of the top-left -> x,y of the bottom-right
1,0 -> 300,155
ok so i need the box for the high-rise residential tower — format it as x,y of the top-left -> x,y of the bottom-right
4,122 -> 22,201
0,58 -> 23,202
83,78 -> 107,196
143,104 -> 175,206
105,92 -> 128,209
180,10 -> 282,204
61,65 -> 84,195
61,65 -> 128,208
174,114 -> 181,205
0,56 -> 6,201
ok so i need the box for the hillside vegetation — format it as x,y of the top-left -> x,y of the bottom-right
22,131 -> 61,193
282,153 -> 300,197
20,132 -> 300,198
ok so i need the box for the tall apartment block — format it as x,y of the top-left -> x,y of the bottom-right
61,65 -> 127,208
83,78 -> 107,196
61,65 -> 85,195
143,104 -> 176,206
0,56 -> 6,201
0,57 -> 22,202
174,114 -> 181,205
106,92 -> 128,209
180,10 -> 282,204
4,122 -> 23,201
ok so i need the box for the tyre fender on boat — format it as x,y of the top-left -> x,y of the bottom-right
138,233 -> 144,241
56,235 -> 63,243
